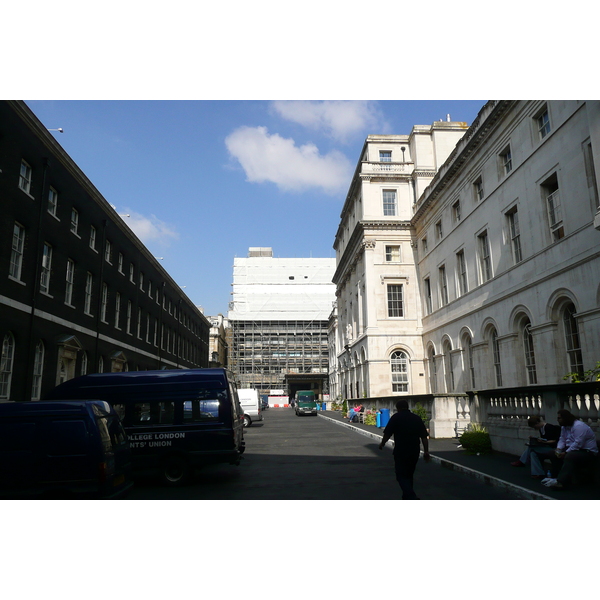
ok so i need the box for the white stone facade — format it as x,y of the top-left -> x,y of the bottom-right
332,122 -> 469,399
331,101 -> 600,401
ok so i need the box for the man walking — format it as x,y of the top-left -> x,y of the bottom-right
378,399 -> 430,499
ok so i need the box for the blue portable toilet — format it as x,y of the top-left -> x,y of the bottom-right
379,408 -> 390,428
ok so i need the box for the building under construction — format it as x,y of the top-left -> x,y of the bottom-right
227,248 -> 336,400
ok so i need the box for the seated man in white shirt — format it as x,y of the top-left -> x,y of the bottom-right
543,409 -> 599,490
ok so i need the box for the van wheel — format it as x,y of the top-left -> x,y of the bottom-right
162,457 -> 190,486
243,415 -> 251,427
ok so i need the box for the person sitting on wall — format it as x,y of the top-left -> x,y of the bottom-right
542,409 -> 599,490
510,416 -> 561,479
348,403 -> 363,423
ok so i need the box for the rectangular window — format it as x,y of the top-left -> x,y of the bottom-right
115,292 -> 121,328
542,174 -> 563,241
456,250 -> 468,296
126,301 -> 132,334
500,146 -> 512,175
101,282 -> 108,322
104,240 -> 112,263
439,265 -> 448,306
382,190 -> 397,216
70,208 -> 79,235
146,314 -> 151,343
137,309 -> 142,339
40,243 -> 52,294
140,272 -> 145,292
148,280 -> 153,299
422,236 -> 428,254
9,223 -> 25,281
452,199 -> 461,223
48,187 -> 58,216
380,150 -> 392,171
436,220 -> 443,240
584,142 -> 599,208
537,107 -> 551,140
129,263 -> 135,283
84,272 -> 93,314
424,278 -> 432,314
118,253 -> 124,274
65,259 -> 75,305
507,208 -> 522,263
387,284 -> 404,317
478,231 -> 492,282
385,245 -> 401,262
19,160 -> 32,194
474,177 -> 484,202
90,226 -> 97,250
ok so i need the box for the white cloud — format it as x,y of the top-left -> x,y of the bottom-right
121,210 -> 179,246
225,126 -> 352,194
271,100 -> 388,142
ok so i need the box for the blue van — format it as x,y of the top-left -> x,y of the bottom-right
0,400 -> 133,499
45,368 -> 245,486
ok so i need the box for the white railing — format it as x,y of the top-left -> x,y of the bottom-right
362,161 -> 413,174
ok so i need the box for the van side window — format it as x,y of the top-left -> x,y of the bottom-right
183,399 -> 220,422
133,402 -> 175,426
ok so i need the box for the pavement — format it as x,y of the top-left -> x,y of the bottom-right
318,409 -> 600,500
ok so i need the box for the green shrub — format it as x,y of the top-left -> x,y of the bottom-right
459,424 -> 492,455
342,399 -> 348,418
413,402 -> 429,427
364,412 -> 377,426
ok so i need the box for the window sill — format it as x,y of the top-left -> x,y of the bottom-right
8,276 -> 26,286
19,188 -> 35,200
64,303 -> 76,309
39,291 -> 53,299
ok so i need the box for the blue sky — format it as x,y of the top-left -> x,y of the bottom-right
25,100 -> 485,316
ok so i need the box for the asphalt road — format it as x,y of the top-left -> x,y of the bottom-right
126,407 -> 519,500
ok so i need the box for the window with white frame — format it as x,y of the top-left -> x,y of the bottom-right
1,332 -> 16,400
84,272 -> 93,315
382,190 -> 397,216
115,292 -> 121,328
523,320 -> 537,384
137,308 -> 142,339
422,236 -> 428,254
65,259 -> 75,305
473,176 -> 484,202
48,187 -> 58,216
563,303 -> 583,378
105,240 -> 112,263
428,347 -> 437,394
380,150 -> 392,171
464,335 -> 476,390
19,160 -> 32,194
385,245 -> 401,262
129,263 -> 135,283
439,265 -> 448,306
506,207 -> 522,264
387,284 -> 404,317
90,226 -> 97,250
40,243 -> 53,294
126,301 -> 132,334
101,282 -> 108,322
424,278 -> 432,314
542,174 -> 564,241
584,142 -> 599,209
140,272 -> 145,292
456,250 -> 468,296
70,208 -> 79,235
118,253 -> 124,274
452,199 -> 461,223
536,106 -> 551,140
436,220 -> 443,240
31,341 -> 44,400
9,222 -> 25,281
80,351 -> 88,376
478,230 -> 492,282
391,350 -> 409,392
443,341 -> 454,392
491,328 -> 502,387
500,146 -> 512,175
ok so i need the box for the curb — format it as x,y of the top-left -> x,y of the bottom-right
318,413 -> 555,501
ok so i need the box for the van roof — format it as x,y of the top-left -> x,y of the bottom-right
0,400 -> 112,417
45,368 -> 230,401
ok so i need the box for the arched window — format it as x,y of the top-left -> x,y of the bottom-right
428,346 -> 437,393
32,340 -> 45,400
563,303 -> 583,377
463,335 -> 475,390
391,350 -> 409,393
443,341 -> 454,392
490,328 -> 502,387
523,319 -> 537,384
0,333 -> 16,400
